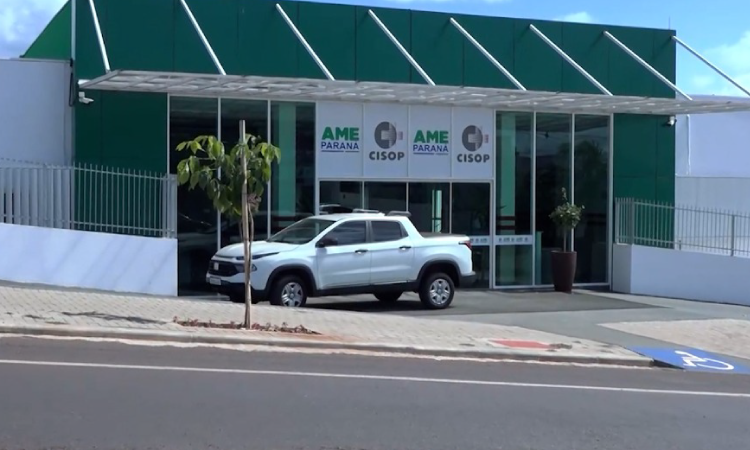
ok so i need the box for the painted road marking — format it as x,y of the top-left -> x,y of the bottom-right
0,358 -> 748,399
629,347 -> 750,374
489,339 -> 551,349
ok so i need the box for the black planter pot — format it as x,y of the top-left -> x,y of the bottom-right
551,251 -> 577,293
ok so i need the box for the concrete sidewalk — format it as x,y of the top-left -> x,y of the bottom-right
0,285 -> 649,366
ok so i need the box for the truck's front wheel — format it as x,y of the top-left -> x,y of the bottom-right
269,276 -> 308,308
419,272 -> 455,310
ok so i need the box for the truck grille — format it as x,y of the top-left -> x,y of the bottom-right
207,260 -> 239,276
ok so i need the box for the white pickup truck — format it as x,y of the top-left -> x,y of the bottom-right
205,211 -> 476,309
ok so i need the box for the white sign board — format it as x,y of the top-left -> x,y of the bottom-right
315,102 -> 494,181
363,103 -> 408,178
408,105 -> 452,180
316,102 -> 363,178
451,107 -> 494,180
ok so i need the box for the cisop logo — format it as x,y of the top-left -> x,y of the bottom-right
370,121 -> 405,161
457,125 -> 490,163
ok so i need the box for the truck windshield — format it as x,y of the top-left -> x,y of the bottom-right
267,218 -> 336,244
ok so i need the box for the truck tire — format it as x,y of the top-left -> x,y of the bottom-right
419,272 -> 455,310
375,292 -> 402,303
269,275 -> 308,308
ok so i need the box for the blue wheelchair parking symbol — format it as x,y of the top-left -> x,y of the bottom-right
629,347 -> 750,374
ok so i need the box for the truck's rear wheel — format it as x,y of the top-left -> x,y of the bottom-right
375,292 -> 402,303
419,272 -> 455,310
269,275 -> 308,307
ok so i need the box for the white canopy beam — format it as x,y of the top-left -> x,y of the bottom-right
87,0 -> 111,72
368,9 -> 435,86
449,18 -> 526,90
604,31 -> 691,100
276,3 -> 335,81
529,24 -> 612,96
672,36 -> 750,97
178,0 -> 226,75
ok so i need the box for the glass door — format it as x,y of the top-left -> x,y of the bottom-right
364,182 -> 406,213
451,182 -> 491,288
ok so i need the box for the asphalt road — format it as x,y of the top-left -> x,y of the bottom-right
1,337 -> 748,450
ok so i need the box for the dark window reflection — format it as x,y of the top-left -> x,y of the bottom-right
220,99 -> 268,247
407,183 -> 450,233
364,182 -> 406,213
573,115 -> 609,283
169,97 -> 218,294
452,182 -> 491,288
271,102 -> 316,234
535,114 -> 572,285
319,181 -> 362,212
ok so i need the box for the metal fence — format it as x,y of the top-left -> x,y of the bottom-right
615,197 -> 750,257
0,162 -> 177,238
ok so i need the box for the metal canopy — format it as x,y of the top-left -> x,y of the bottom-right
78,0 -> 750,115
79,71 -> 750,115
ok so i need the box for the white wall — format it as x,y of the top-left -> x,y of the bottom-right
612,244 -> 750,307
0,223 -> 178,296
0,59 -> 72,167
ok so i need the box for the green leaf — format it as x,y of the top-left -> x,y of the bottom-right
176,142 -> 188,151
177,170 -> 190,185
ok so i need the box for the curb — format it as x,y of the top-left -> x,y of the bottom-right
0,323 -> 654,368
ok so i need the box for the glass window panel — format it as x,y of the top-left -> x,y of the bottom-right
573,115 -> 610,283
220,99 -> 269,245
496,112 -> 533,286
451,182 -> 491,288
364,182 -> 406,213
407,183 -> 450,233
169,96 -> 218,294
271,102 -> 316,235
371,220 -> 406,242
324,221 -> 367,246
319,181 -> 362,212
535,113 -> 572,285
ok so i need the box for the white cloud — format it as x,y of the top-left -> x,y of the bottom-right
689,31 -> 750,96
0,0 -> 67,58
555,11 -> 595,24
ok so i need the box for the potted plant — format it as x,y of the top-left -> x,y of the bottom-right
549,188 -> 584,293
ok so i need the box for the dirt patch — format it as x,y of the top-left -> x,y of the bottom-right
173,317 -> 320,335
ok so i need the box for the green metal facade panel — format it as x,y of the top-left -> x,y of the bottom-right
23,1 -> 72,60
70,0 -> 676,207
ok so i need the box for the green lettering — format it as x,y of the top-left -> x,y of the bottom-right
426,131 -> 440,143
350,127 -> 360,141
322,127 -> 334,140
414,130 -> 426,143
439,131 -> 449,144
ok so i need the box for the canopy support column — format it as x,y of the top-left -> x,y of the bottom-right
673,36 -> 750,97
178,0 -> 226,75
368,9 -> 435,85
449,18 -> 526,90
529,24 -> 612,96
87,0 -> 111,72
276,3 -> 335,81
604,31 -> 691,100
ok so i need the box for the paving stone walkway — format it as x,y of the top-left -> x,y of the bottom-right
0,285 -> 644,363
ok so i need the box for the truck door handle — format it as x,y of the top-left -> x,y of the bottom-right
399,246 -> 412,250
355,249 -> 368,254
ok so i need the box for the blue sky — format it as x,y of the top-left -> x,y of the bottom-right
2,0 -> 748,96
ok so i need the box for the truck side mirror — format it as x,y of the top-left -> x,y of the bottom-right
316,237 -> 338,248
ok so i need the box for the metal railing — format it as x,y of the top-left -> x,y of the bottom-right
0,162 -> 177,238
615,197 -> 750,257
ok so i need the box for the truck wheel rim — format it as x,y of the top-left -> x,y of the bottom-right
281,282 -> 304,307
429,278 -> 451,305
